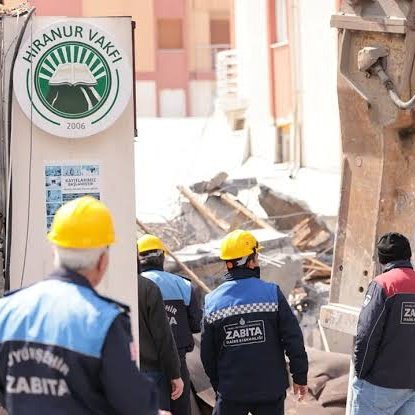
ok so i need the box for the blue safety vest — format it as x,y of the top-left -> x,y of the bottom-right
0,269 -> 158,414
142,269 -> 201,354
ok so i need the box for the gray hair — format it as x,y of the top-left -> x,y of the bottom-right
54,246 -> 107,271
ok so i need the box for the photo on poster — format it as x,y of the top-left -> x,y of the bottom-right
46,189 -> 62,203
44,161 -> 101,231
62,166 -> 82,176
45,166 -> 62,177
46,203 -> 61,216
82,165 -> 99,176
46,216 -> 54,230
45,176 -> 62,188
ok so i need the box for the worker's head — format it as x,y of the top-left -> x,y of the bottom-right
48,196 -> 115,286
220,229 -> 263,270
137,234 -> 166,271
377,232 -> 412,265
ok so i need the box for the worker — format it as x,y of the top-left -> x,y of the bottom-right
201,229 -> 308,415
0,196 -> 160,415
138,234 -> 202,415
137,257 -> 184,411
351,232 -> 415,415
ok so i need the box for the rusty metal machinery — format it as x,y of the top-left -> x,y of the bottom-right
321,0 -> 415,342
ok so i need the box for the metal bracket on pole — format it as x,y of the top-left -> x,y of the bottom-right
358,46 -> 415,110
339,30 -> 370,104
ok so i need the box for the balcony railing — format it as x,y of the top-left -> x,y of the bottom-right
215,48 -> 239,99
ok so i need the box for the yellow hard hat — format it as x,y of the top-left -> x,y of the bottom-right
137,234 -> 166,255
47,196 -> 115,249
220,229 -> 263,260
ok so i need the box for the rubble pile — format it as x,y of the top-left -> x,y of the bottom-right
289,282 -> 330,350
138,175 -> 307,294
137,170 -> 335,319
137,171 -> 344,414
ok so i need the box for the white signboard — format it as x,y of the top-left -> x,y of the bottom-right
45,162 -> 101,231
8,16 -> 139,350
14,21 -> 132,138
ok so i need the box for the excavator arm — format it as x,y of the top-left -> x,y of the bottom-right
321,0 -> 415,344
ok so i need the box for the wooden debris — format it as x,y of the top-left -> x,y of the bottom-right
291,216 -> 332,251
177,185 -> 230,232
303,263 -> 331,279
136,218 -> 211,294
302,251 -> 332,281
303,264 -> 330,273
218,192 -> 275,231
303,271 -> 331,281
306,257 -> 331,271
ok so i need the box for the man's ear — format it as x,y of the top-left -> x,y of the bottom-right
246,257 -> 257,269
97,250 -> 109,274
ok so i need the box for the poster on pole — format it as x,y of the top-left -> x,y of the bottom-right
45,162 -> 101,231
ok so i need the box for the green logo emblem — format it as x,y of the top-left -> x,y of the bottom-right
35,42 -> 111,118
14,21 -> 132,138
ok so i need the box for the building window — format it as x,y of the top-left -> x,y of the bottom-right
210,19 -> 230,46
275,0 -> 288,44
209,19 -> 231,71
158,19 -> 183,49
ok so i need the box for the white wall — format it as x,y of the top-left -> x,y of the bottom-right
136,80 -> 157,117
159,89 -> 186,117
298,0 -> 341,171
189,80 -> 215,117
234,0 -> 277,162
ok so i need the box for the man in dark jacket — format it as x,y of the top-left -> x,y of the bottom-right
137,263 -> 184,411
138,234 -> 202,415
351,232 -> 415,415
0,197 -> 160,415
201,230 -> 308,415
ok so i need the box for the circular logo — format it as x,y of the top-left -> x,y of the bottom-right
14,21 -> 132,138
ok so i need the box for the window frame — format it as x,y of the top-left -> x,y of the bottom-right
275,0 -> 288,45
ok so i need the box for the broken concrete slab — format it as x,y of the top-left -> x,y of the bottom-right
259,185 -> 333,252
205,195 -> 258,231
259,185 -> 311,230
259,250 -> 303,297
191,176 -> 259,196
220,177 -> 258,196
181,201 -> 224,243
165,229 -> 301,295
166,228 -> 292,267
190,172 -> 228,194
229,158 -> 341,229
